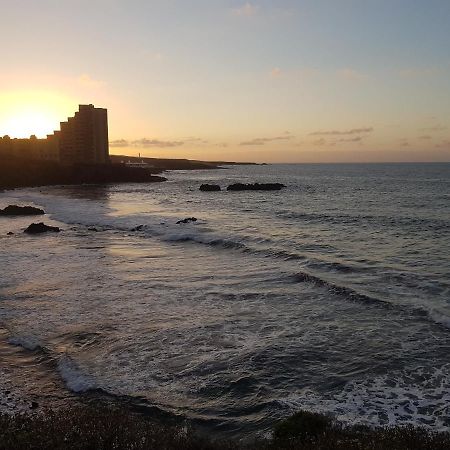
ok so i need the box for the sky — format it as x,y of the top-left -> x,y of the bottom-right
1,0 -> 450,163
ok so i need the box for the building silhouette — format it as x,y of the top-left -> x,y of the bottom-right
0,104 -> 109,165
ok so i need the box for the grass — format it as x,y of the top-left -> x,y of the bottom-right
1,407 -> 449,450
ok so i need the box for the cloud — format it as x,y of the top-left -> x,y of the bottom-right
435,140 -> 450,148
269,67 -> 282,78
240,133 -> 294,146
399,138 -> 410,147
183,137 -> 209,144
109,139 -> 129,148
110,137 -> 211,149
77,74 -> 105,88
335,136 -> 364,143
420,125 -> 447,132
309,127 -> 373,136
312,138 -> 327,146
232,3 -> 258,17
398,68 -> 439,79
337,68 -> 367,81
418,135 -> 432,140
132,138 -> 184,148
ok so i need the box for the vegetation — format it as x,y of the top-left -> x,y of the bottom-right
1,407 -> 449,450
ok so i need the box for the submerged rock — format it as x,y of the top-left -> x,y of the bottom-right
200,184 -> 221,192
176,217 -> 198,224
24,223 -> 60,234
227,183 -> 286,191
0,205 -> 45,216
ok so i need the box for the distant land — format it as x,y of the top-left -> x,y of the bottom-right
109,154 -> 258,170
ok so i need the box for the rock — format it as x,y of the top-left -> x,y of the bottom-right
24,223 -> 60,234
7,232 -> 14,235
131,225 -> 144,231
176,217 -> 198,224
30,401 -> 39,409
200,184 -> 221,192
227,183 -> 286,191
88,227 -> 99,232
0,205 -> 45,216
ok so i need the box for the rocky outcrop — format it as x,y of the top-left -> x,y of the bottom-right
200,184 -> 221,192
176,217 -> 198,224
0,205 -> 45,216
227,183 -> 286,191
24,223 -> 60,234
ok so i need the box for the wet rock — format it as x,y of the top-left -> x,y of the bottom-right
30,401 -> 39,409
176,217 -> 198,224
24,223 -> 60,234
200,184 -> 221,192
0,205 -> 45,216
227,183 -> 286,191
132,225 -> 144,231
88,227 -> 99,232
7,232 -> 14,235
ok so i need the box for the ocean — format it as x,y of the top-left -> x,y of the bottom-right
0,163 -> 449,437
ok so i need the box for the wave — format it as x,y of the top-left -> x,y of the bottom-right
276,210 -> 450,232
292,271 -> 450,330
292,272 -> 390,307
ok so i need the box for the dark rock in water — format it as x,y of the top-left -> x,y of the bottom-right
24,223 -> 60,234
132,225 -> 144,231
200,184 -> 221,192
30,401 -> 39,409
176,217 -> 198,224
227,182 -> 285,191
0,205 -> 45,216
7,232 -> 14,235
88,227 -> 99,232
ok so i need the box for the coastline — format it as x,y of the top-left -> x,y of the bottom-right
1,166 -> 448,446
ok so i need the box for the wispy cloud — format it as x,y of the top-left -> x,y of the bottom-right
240,133 -> 294,146
109,138 -> 185,148
133,138 -> 184,148
398,68 -> 440,79
77,74 -> 105,88
109,139 -> 129,148
335,136 -> 364,143
435,139 -> 450,148
183,137 -> 209,144
418,135 -> 432,140
309,127 -> 373,136
232,2 -> 259,17
269,67 -> 282,78
420,125 -> 447,132
336,68 -> 367,81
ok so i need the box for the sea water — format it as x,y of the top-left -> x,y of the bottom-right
0,163 -> 449,436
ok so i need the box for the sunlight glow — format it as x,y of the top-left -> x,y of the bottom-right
0,91 -> 75,138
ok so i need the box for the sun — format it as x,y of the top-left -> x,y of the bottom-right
0,91 -> 75,139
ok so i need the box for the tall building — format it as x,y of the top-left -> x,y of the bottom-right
0,104 -> 109,165
59,104 -> 109,165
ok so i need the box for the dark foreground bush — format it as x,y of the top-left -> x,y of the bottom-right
1,407 -> 450,450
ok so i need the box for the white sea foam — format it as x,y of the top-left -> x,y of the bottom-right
8,335 -> 41,351
57,356 -> 96,393
278,364 -> 450,431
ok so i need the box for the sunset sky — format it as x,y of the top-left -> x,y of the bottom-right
1,0 -> 450,162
